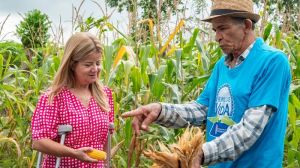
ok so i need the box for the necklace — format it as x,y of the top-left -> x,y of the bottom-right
69,88 -> 92,108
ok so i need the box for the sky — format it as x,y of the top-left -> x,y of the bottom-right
0,0 -> 128,43
0,0 -> 214,44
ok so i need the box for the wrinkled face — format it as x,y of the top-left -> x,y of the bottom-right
212,16 -> 246,55
73,52 -> 101,86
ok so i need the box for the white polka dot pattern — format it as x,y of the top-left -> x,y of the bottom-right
31,87 -> 114,168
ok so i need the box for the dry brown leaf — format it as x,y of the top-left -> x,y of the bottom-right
110,139 -> 124,158
143,127 -> 204,168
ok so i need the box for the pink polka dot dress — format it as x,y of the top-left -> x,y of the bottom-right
31,87 -> 114,168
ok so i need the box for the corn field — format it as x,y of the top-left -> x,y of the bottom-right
0,2 -> 300,168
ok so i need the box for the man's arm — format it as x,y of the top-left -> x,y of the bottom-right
202,105 -> 273,165
155,101 -> 208,128
154,103 -> 274,165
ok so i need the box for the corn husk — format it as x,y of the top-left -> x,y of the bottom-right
143,127 -> 204,168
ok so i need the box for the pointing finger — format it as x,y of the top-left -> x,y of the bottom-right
121,108 -> 143,118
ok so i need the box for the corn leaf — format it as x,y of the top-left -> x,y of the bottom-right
159,20 -> 185,56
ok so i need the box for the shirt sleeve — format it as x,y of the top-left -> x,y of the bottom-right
155,101 -> 208,128
31,93 -> 60,140
202,105 -> 273,165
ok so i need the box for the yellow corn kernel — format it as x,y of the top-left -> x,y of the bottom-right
87,149 -> 107,160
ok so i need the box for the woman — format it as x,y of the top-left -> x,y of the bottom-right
31,32 -> 114,167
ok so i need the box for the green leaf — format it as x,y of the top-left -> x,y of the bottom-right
124,119 -> 133,147
275,26 -> 282,48
162,82 -> 181,103
103,45 -> 114,84
130,66 -> 142,94
208,117 -> 219,124
147,57 -> 156,72
182,75 -> 210,100
139,46 -> 150,73
290,93 -> 300,109
183,28 -> 199,55
263,23 -> 272,41
196,40 -> 210,71
3,90 -> 17,101
288,102 -> 296,130
175,49 -> 183,80
0,54 -> 3,78
220,116 -> 236,126
165,59 -> 175,82
150,65 -> 166,100
291,128 -> 300,149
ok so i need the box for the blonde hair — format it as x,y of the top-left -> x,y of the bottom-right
49,32 -> 109,112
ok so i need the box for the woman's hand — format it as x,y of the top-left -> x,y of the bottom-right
33,139 -> 98,162
73,147 -> 98,163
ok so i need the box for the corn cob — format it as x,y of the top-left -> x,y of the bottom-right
87,149 -> 107,160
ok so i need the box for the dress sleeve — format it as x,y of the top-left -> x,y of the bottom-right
31,93 -> 60,140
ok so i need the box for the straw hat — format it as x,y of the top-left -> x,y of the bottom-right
202,0 -> 260,23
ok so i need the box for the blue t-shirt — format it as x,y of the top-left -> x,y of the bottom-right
196,38 -> 291,168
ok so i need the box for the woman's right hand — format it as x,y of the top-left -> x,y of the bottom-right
73,147 -> 98,163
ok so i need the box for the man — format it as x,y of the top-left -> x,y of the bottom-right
122,0 -> 291,167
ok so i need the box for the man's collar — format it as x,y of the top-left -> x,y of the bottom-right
225,41 -> 255,67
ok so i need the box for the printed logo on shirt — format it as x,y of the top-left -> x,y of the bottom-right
209,84 -> 236,137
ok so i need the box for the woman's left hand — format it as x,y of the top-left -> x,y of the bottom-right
73,147 -> 99,163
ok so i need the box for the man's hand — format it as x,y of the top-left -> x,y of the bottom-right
191,148 -> 204,168
121,103 -> 162,135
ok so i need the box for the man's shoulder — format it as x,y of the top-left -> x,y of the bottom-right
255,42 -> 288,62
216,56 -> 226,66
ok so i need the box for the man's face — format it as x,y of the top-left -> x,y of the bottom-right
211,16 -> 246,55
